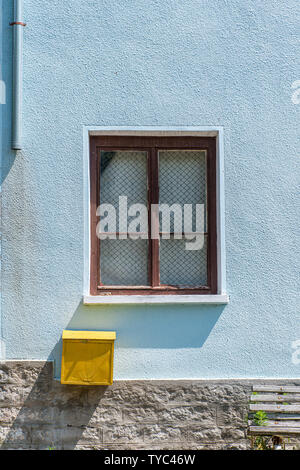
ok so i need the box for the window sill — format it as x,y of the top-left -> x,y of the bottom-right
83,294 -> 229,305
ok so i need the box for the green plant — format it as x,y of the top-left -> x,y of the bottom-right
250,411 -> 272,450
253,410 -> 268,426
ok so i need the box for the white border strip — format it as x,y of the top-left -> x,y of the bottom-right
83,126 -> 227,304
83,294 -> 229,305
54,376 -> 300,382
216,128 -> 226,295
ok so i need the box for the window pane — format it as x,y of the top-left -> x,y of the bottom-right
100,151 -> 148,232
100,238 -> 149,286
159,150 -> 208,287
100,151 -> 149,285
159,150 -> 207,233
160,236 -> 208,286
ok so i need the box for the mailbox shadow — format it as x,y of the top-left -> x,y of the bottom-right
0,360 -> 110,450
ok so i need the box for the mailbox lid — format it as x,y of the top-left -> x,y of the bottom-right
62,330 -> 116,341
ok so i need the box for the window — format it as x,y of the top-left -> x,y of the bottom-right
90,135 -> 217,295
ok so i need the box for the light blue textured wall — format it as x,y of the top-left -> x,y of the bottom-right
1,0 -> 299,378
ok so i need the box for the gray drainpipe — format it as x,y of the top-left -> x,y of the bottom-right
11,0 -> 25,150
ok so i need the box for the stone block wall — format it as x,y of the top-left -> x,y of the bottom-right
0,361 -> 299,450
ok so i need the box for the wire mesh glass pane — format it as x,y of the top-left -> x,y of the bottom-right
160,235 -> 208,286
100,238 -> 149,286
100,151 -> 148,233
100,151 -> 149,285
159,150 -> 207,233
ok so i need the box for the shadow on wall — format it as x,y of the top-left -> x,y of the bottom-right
50,301 -> 226,378
66,302 -> 225,349
0,361 -> 109,450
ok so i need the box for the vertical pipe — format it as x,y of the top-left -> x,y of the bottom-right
11,0 -> 24,150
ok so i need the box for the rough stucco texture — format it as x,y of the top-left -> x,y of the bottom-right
1,1 -> 300,378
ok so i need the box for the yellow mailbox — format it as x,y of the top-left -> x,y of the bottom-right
61,330 -> 116,385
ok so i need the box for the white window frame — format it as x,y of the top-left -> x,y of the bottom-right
83,126 -> 228,305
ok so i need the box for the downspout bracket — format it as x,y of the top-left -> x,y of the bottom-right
10,22 -> 26,26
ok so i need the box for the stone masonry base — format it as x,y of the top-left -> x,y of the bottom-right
0,361 -> 300,450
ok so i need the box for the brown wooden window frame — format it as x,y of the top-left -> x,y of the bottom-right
90,135 -> 217,296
